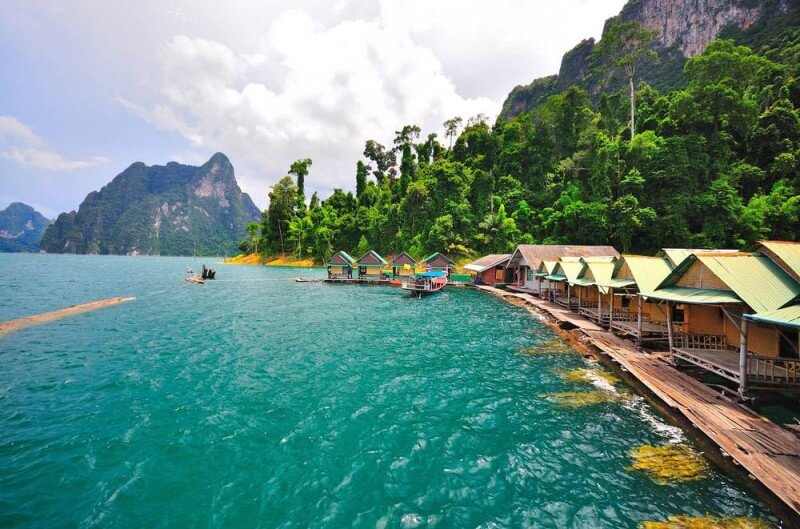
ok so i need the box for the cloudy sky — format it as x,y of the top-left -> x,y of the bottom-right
0,0 -> 627,217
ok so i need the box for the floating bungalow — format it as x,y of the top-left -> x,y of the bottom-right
507,245 -> 619,295
548,258 -> 584,310
421,252 -> 454,277
533,260 -> 560,300
647,252 -> 800,395
391,252 -> 417,280
326,251 -> 356,279
603,256 -> 675,345
464,254 -> 511,285
576,256 -> 618,325
357,250 -> 388,281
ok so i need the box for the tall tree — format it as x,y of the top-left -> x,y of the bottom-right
593,19 -> 658,140
443,116 -> 463,150
289,158 -> 313,207
363,140 -> 396,183
355,161 -> 368,198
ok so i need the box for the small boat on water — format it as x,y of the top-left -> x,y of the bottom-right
401,271 -> 448,297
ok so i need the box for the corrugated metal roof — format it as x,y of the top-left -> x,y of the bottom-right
658,248 -> 738,267
621,255 -> 674,294
422,252 -> 454,264
327,250 -> 356,265
357,250 -> 388,266
655,253 -> 800,313
545,274 -> 567,281
746,304 -> 800,329
757,240 -> 800,279
464,254 -> 511,273
645,287 -> 742,304
555,260 -> 586,284
507,245 -> 619,269
538,260 -> 559,275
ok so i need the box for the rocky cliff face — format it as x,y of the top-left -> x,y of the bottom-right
617,0 -> 793,57
0,202 -> 51,252
40,153 -> 261,256
500,0 -> 800,119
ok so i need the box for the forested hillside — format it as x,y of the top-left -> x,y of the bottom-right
246,36 -> 800,262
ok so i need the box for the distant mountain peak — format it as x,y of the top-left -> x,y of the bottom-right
0,202 -> 51,253
40,153 -> 261,256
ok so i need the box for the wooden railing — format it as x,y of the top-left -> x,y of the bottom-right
673,333 -> 731,350
610,309 -> 634,322
747,354 -> 800,385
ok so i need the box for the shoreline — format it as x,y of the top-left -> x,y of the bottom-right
474,285 -> 800,527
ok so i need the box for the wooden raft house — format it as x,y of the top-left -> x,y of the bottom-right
605,255 -> 677,345
647,252 -> 800,395
357,250 -> 388,281
326,251 -> 356,280
391,252 -> 417,280
506,244 -> 619,295
464,254 -> 512,285
421,252 -> 454,277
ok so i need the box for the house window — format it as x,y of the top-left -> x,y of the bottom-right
526,268 -> 533,281
621,297 -> 630,309
672,304 -> 685,323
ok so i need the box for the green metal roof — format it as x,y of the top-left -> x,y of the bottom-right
656,253 -> 800,314
758,241 -> 800,277
357,250 -> 388,266
583,259 -> 616,287
555,260 -> 586,284
422,252 -> 454,264
545,274 -> 567,281
658,248 -> 737,267
644,287 -> 743,305
326,250 -> 356,265
621,255 -> 674,295
538,260 -> 559,275
746,304 -> 800,329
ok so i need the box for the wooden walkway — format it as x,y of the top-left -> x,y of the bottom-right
476,285 -> 800,520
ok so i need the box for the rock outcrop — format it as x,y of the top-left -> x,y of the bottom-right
500,0 -> 800,119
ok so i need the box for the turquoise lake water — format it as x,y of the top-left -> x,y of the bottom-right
0,254 -> 777,528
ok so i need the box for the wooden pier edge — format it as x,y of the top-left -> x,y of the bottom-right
475,285 -> 800,527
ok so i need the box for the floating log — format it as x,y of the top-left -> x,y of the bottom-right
0,297 -> 135,337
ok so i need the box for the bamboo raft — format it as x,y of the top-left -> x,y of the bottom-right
475,285 -> 800,521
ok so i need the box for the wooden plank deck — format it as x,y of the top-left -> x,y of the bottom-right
610,319 -> 671,339
475,285 -> 800,520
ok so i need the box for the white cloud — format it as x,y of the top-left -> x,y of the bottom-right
0,116 -> 43,146
0,115 -> 109,172
128,9 -> 499,202
1,148 -> 109,172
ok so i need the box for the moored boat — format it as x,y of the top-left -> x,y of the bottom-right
401,271 -> 448,297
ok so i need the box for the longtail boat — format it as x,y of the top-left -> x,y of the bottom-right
401,271 -> 448,297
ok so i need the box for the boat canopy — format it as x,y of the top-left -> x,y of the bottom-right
417,271 -> 447,278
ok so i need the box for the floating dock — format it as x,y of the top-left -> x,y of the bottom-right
476,285 -> 800,523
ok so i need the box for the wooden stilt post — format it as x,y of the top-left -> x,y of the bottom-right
608,288 -> 614,328
567,284 -> 571,310
577,286 -> 582,311
666,301 -> 674,357
597,290 -> 602,323
636,294 -> 643,349
738,316 -> 749,397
